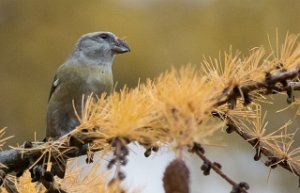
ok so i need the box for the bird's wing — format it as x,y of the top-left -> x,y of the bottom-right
48,74 -> 59,102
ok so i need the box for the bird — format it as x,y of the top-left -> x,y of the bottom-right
46,31 -> 130,140
43,32 -> 130,179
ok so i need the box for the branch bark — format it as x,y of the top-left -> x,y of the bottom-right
0,135 -> 90,193
0,141 -> 88,175
214,67 -> 300,107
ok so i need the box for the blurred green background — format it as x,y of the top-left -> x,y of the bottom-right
1,0 -> 300,192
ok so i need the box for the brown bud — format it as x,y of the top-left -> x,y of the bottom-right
163,159 -> 190,193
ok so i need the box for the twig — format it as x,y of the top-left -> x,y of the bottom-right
4,178 -> 19,193
211,66 -> 300,177
31,165 -> 67,193
0,134 -> 90,192
0,142 -> 88,175
107,137 -> 129,183
213,112 -> 300,177
191,143 -> 249,193
214,66 -> 300,107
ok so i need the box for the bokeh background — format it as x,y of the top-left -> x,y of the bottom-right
1,0 -> 300,192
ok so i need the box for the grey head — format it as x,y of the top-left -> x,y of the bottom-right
68,32 -> 130,66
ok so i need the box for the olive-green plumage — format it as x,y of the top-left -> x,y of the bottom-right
46,32 -> 130,139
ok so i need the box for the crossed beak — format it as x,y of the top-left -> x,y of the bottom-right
112,38 -> 131,54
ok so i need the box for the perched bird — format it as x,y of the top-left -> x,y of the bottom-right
46,32 -> 130,140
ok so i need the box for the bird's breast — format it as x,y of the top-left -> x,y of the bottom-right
65,64 -> 113,95
85,70 -> 112,92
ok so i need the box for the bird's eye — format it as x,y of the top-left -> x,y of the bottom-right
99,34 -> 108,39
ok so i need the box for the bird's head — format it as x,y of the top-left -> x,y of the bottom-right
71,32 -> 130,65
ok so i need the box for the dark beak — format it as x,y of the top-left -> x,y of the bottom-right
112,38 -> 131,54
